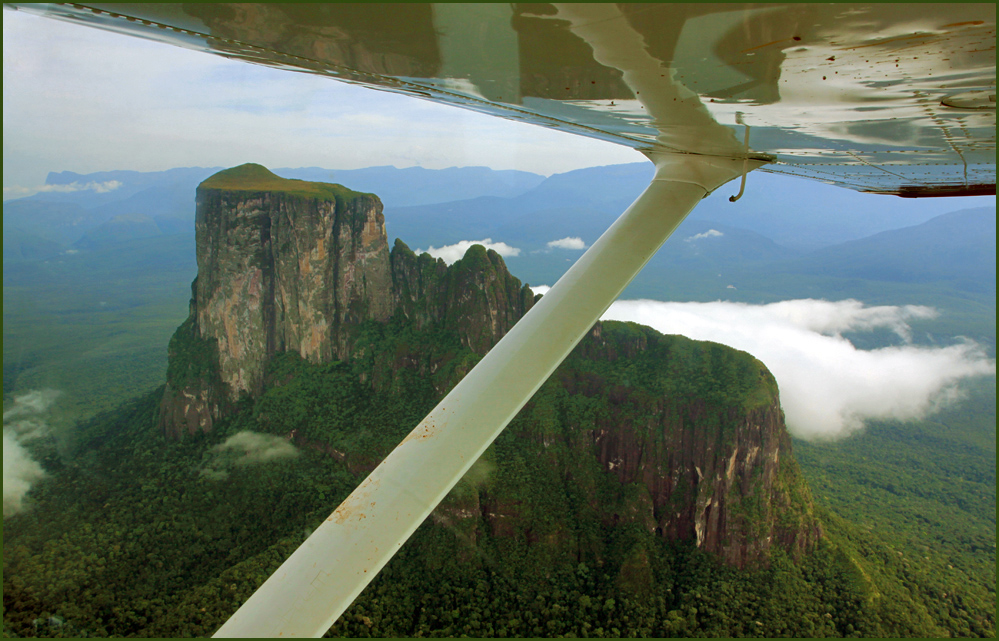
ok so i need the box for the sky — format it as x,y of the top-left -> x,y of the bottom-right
3,8 -> 645,197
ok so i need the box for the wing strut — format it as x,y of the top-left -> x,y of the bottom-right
214,152 -> 759,638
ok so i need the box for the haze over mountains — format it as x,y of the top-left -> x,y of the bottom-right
6,162 -> 992,247
5,162 -> 994,345
5,162 -> 995,273
783,207 -> 996,291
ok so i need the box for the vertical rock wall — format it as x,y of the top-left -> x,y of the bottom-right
161,164 -> 392,435
194,188 -> 391,398
559,324 -> 822,567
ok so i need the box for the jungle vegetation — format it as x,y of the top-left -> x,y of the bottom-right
3,317 -> 995,638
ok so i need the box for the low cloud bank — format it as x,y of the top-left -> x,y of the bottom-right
3,389 -> 62,423
201,430 -> 299,480
3,389 -> 61,517
600,299 -> 994,440
39,180 -> 123,194
547,236 -> 587,250
418,239 -> 520,265
3,433 -> 46,518
3,181 -> 122,200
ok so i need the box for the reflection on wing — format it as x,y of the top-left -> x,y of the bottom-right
9,3 -> 995,195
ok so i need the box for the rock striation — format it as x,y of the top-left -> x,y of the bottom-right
160,164 -> 390,436
193,164 -> 391,393
560,324 -> 820,568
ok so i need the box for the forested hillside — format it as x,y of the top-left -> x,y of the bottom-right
4,325 -> 991,637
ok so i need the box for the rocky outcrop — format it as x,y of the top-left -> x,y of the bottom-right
161,164 -> 532,437
390,239 -> 536,354
158,378 -> 228,440
158,311 -> 231,440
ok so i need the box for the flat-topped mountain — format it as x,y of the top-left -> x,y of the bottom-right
198,163 -> 368,199
158,164 -> 819,571
161,164 -> 534,434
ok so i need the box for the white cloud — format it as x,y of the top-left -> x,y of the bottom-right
3,431 -> 46,518
3,185 -> 35,199
2,389 -> 61,517
547,237 -> 587,250
418,239 -> 521,265
751,299 -> 937,343
201,430 -> 299,480
37,180 -> 122,194
599,298 -> 995,440
214,431 -> 299,465
3,417 -> 48,442
685,229 -> 723,242
3,389 -> 62,421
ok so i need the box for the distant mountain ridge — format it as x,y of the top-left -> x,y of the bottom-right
781,207 -> 997,292
9,162 -> 990,250
3,167 -> 220,249
279,165 -> 545,207
7,163 -> 992,354
3,164 -> 546,251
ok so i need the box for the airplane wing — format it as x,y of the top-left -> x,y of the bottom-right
6,3 -> 994,637
9,3 -> 995,196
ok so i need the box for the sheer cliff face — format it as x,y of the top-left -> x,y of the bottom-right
194,187 -> 391,397
434,323 -> 821,571
561,326 -> 820,568
161,164 -> 530,437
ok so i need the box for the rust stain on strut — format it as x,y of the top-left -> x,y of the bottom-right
940,21 -> 985,28
399,407 -> 445,446
330,476 -> 379,525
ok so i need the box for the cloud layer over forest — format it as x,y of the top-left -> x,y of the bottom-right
597,298 -> 995,439
3,389 -> 61,517
200,431 -> 299,480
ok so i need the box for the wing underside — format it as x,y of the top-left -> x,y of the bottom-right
8,2 -> 995,196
